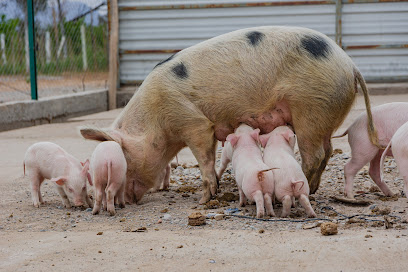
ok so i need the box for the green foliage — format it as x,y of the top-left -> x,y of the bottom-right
0,14 -> 108,76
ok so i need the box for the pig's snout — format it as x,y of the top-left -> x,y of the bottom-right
73,199 -> 85,207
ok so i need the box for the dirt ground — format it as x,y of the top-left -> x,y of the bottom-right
1,94 -> 408,271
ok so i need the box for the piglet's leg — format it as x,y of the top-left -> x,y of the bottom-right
106,188 -> 116,216
369,150 -> 393,197
29,174 -> 42,208
264,193 -> 275,217
217,149 -> 231,180
238,187 -> 247,207
253,190 -> 265,218
92,188 -> 103,215
298,194 -> 316,218
86,194 -> 93,208
56,186 -> 71,208
117,183 -> 126,209
162,164 -> 171,190
280,195 -> 292,217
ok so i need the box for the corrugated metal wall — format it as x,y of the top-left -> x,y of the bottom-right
118,0 -> 408,84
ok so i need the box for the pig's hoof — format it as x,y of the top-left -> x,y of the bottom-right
109,210 -> 116,216
199,192 -> 212,204
33,203 -> 40,208
118,203 -> 125,209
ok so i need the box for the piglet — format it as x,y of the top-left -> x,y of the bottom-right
23,142 -> 92,208
260,126 -> 316,218
333,102 -> 408,198
90,141 -> 127,216
218,124 -> 275,218
380,121 -> 408,197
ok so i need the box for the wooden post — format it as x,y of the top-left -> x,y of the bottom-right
108,0 -> 118,110
81,25 -> 88,71
45,31 -> 51,64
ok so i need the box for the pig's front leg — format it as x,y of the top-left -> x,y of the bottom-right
185,125 -> 218,204
56,186 -> 71,208
238,187 -> 247,207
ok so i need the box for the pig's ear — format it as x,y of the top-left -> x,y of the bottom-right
250,128 -> 260,143
51,177 -> 67,186
226,134 -> 239,147
79,127 -> 123,146
259,134 -> 269,148
284,129 -> 296,148
87,173 -> 93,186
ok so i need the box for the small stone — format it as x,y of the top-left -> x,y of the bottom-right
157,219 -> 162,224
66,212 -> 71,216
302,222 -> 319,230
188,212 -> 206,226
206,213 -> 216,219
365,234 -> 373,238
177,245 -> 183,249
86,208 -> 92,212
214,214 -> 224,221
120,218 -> 126,222
209,259 -> 216,264
160,208 -> 168,213
97,232 -> 103,235
320,222 -> 338,236
163,214 -> 172,220
259,229 -> 265,234
98,250 -> 102,253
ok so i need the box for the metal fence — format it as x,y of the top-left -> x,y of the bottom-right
0,0 -> 108,103
118,0 -> 408,84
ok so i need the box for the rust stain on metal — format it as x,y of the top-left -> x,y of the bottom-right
344,44 -> 408,50
120,49 -> 182,55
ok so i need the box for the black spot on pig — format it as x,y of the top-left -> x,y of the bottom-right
301,35 -> 330,58
246,31 -> 265,46
154,53 -> 176,68
172,63 -> 188,79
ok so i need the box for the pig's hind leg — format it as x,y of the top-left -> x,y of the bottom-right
92,187 -> 103,215
253,190 -> 265,218
280,195 -> 292,217
28,172 -> 43,208
369,150 -> 394,197
298,194 -> 316,218
264,193 -> 276,217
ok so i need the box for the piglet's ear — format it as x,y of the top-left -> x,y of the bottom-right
51,177 -> 67,186
250,128 -> 260,143
284,129 -> 296,149
87,173 -> 93,186
226,134 -> 239,147
81,159 -> 90,173
259,134 -> 269,148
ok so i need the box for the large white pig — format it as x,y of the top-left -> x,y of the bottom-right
333,102 -> 408,198
80,26 -> 378,204
90,141 -> 127,216
380,121 -> 408,197
260,126 -> 316,217
23,142 -> 92,208
218,124 -> 275,218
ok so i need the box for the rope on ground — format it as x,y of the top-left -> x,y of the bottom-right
225,205 -> 402,224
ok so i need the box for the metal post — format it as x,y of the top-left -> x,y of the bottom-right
81,25 -> 88,71
27,0 -> 38,100
335,0 -> 343,48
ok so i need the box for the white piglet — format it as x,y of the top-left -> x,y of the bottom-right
90,141 -> 127,216
218,124 -> 276,218
260,126 -> 316,218
24,142 -> 92,208
380,121 -> 408,197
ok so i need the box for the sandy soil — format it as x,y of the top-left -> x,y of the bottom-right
1,94 -> 408,271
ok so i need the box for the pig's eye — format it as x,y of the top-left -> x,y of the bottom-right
68,187 -> 74,193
